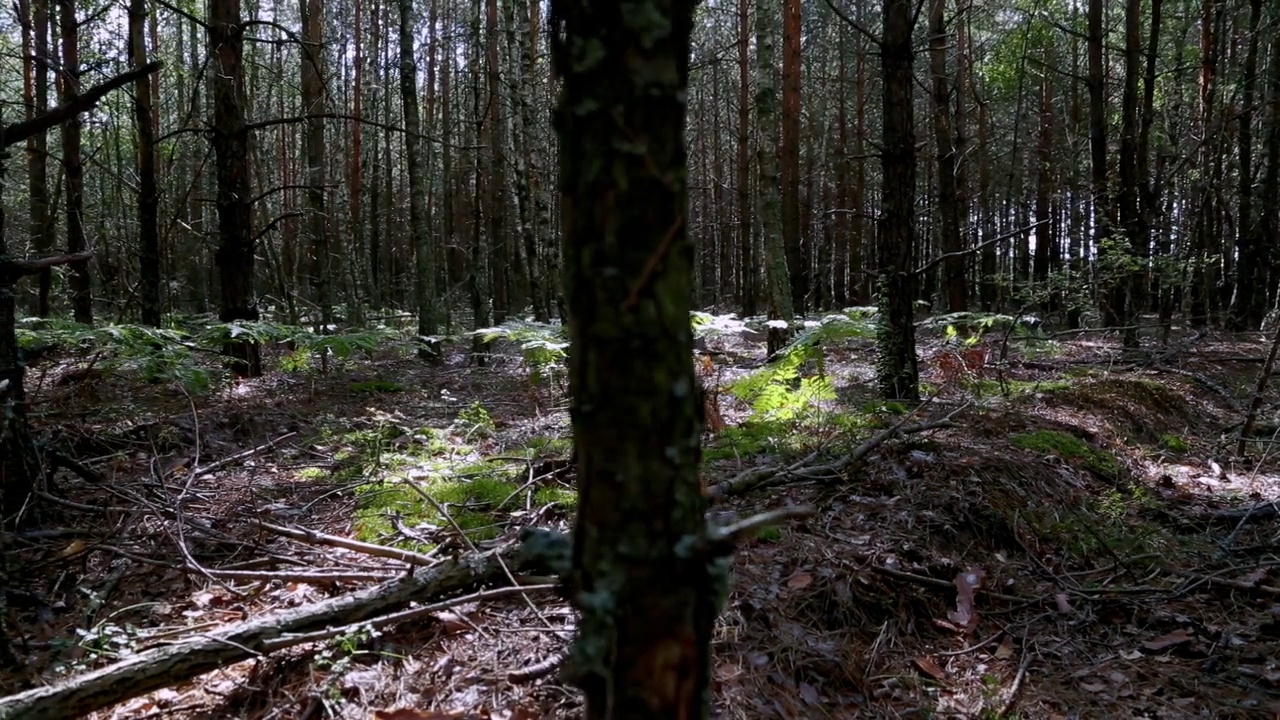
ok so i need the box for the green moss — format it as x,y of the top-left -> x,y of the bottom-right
971,378 -> 1074,396
524,435 -> 573,457
755,526 -> 783,543
297,467 -> 328,481
534,486 -> 577,508
1158,434 -> 1189,452
1010,429 -> 1121,477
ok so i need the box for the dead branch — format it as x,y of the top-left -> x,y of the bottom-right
3,251 -> 93,276
255,520 -> 439,567
0,545 -> 537,720
1,63 -> 162,147
190,432 -> 296,479
705,406 -> 964,499
1237,320 -> 1280,455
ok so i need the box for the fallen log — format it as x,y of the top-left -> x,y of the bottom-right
0,545 -> 535,720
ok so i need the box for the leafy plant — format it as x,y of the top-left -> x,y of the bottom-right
473,320 -> 568,386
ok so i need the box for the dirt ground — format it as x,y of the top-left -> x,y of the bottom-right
3,320 -> 1280,719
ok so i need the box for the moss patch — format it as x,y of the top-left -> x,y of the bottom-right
1010,429 -> 1121,477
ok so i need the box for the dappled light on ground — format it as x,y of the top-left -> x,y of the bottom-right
2,319 -> 1279,718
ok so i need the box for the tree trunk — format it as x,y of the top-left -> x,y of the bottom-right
58,0 -> 92,325
756,0 -> 795,353
209,0 -> 262,376
550,1 -> 712,716
1229,0 -> 1264,329
781,0 -> 805,313
397,0 -> 438,357
129,0 -> 161,326
1262,2 -> 1280,305
736,0 -> 756,316
486,0 -> 511,321
930,0 -> 966,312
24,0 -> 54,318
877,0 -> 920,401
1087,0 -> 1115,330
301,0 -> 331,331
1115,0 -> 1144,347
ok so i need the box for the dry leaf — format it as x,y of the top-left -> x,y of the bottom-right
786,572 -> 813,590
1238,568 -> 1269,586
1079,680 -> 1108,693
994,635 -> 1015,659
1142,628 -> 1193,651
947,568 -> 985,631
57,539 -> 87,558
799,682 -> 821,705
1054,592 -> 1073,614
913,656 -> 948,681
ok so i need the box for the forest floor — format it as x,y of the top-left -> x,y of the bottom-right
3,316 -> 1280,719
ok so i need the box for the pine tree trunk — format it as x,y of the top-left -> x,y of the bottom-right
878,0 -> 920,401
209,0 -> 262,376
930,0 -> 966,312
1229,0 -> 1263,329
129,0 -> 161,326
302,0 -> 330,331
58,0 -> 93,325
756,0 -> 795,353
397,0 -> 438,357
550,1 -> 712,716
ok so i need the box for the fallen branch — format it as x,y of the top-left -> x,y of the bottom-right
0,545 -> 538,720
255,520 -> 439,567
190,432 -> 296,479
705,406 -> 965,499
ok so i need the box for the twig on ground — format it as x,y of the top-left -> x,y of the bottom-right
254,520 -> 439,567
190,432 -> 297,479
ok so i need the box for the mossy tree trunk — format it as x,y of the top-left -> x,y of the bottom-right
550,0 -> 713,717
877,0 -> 920,401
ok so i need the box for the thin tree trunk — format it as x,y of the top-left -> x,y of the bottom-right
23,0 -> 54,317
781,0 -> 805,313
756,0 -> 795,352
930,0 -> 966,312
736,0 -> 755,316
1088,0 -> 1114,330
58,0 -> 92,324
1229,0 -> 1263,329
209,0 -> 261,376
397,0 -> 438,357
301,0 -> 330,331
878,0 -> 920,401
130,0 -> 161,326
486,0 -> 510,321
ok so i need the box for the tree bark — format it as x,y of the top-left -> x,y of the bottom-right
301,0 -> 331,331
877,0 -> 920,401
58,0 -> 92,325
781,0 -> 805,313
756,0 -> 795,352
129,0 -> 161,326
23,0 -> 54,318
1229,0 -> 1264,329
209,0 -> 262,376
397,0 -> 438,357
736,0 -> 756,316
1087,0 -> 1115,331
930,0 -> 966,312
550,0 -> 713,716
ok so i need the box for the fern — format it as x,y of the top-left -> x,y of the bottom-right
473,320 -> 569,385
